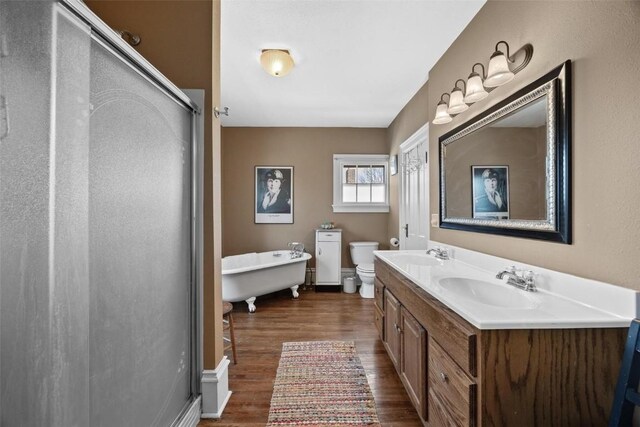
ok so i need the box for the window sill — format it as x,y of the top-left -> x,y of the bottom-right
332,204 -> 390,213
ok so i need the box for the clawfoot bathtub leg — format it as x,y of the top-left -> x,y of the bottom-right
245,297 -> 256,313
290,285 -> 299,299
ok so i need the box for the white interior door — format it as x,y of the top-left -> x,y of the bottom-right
399,124 -> 429,250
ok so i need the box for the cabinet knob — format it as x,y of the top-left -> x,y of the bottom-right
440,372 -> 448,382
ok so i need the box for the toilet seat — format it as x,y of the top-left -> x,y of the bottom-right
356,263 -> 375,273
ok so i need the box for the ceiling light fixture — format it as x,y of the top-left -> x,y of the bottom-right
260,49 -> 294,77
432,41 -> 533,125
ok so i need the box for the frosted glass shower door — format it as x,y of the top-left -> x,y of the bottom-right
88,40 -> 194,426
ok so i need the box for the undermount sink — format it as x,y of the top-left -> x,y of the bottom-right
438,277 -> 542,309
385,252 -> 441,267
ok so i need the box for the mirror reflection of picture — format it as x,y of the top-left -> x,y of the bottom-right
472,166 -> 509,219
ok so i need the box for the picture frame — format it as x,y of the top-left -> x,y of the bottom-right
390,154 -> 398,176
255,166 -> 294,224
471,166 -> 509,219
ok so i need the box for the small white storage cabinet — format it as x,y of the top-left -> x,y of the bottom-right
315,229 -> 342,286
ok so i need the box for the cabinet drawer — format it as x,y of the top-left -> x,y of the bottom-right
374,259 -> 389,284
316,232 -> 341,242
374,305 -> 384,341
428,338 -> 476,427
374,278 -> 384,311
418,291 -> 477,377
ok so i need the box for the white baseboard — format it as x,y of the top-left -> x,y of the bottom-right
176,396 -> 201,427
306,267 -> 357,286
201,356 -> 232,419
340,268 -> 357,281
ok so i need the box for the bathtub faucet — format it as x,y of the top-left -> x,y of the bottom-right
288,242 -> 305,259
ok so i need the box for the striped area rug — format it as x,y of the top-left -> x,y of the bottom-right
266,341 -> 380,426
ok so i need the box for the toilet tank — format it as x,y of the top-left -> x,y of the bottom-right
349,241 -> 379,265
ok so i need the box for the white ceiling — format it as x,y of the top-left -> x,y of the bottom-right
221,0 -> 485,128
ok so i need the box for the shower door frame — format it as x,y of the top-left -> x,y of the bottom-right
58,0 -> 203,424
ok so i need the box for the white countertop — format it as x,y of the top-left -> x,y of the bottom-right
374,250 -> 636,330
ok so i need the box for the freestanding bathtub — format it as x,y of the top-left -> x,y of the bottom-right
222,250 -> 312,312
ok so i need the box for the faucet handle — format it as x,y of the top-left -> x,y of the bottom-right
523,270 -> 535,282
523,270 -> 536,291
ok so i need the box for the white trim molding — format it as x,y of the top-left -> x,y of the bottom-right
332,154 -> 390,213
399,123 -> 429,152
341,268 -> 357,281
177,396 -> 202,427
201,356 -> 232,419
332,204 -> 390,213
308,268 -> 356,286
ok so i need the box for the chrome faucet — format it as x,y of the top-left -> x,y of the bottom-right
426,247 -> 450,260
288,242 -> 305,259
496,266 -> 536,292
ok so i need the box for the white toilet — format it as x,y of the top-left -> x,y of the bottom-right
349,241 -> 379,299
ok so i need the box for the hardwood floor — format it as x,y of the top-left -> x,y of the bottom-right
199,287 -> 423,427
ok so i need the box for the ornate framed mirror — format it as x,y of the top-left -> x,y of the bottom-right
438,61 -> 571,243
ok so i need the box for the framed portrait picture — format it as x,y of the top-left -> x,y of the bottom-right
472,166 -> 509,219
255,166 -> 294,224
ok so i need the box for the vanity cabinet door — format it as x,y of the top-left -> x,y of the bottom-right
374,305 -> 384,341
428,337 -> 477,427
374,277 -> 384,311
383,289 -> 401,370
400,307 -> 427,420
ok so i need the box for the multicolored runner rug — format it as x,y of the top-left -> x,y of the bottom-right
266,341 -> 380,426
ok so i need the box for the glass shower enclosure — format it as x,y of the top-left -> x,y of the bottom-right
0,1 -> 202,426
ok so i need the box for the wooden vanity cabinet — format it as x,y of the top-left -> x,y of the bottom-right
373,258 -> 626,426
378,260 -> 429,421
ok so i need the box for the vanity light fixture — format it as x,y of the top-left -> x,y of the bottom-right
447,79 -> 469,115
432,40 -> 533,125
432,93 -> 453,125
484,41 -> 533,88
260,49 -> 294,77
464,63 -> 489,103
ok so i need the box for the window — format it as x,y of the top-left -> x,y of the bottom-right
332,154 -> 390,213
